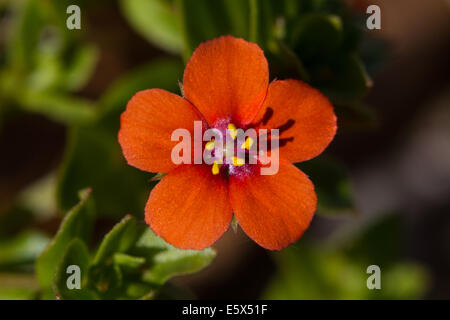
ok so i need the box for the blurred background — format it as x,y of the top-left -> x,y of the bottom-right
0,0 -> 449,299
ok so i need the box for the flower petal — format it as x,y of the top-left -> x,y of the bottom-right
229,160 -> 316,250
146,164 -> 233,249
183,35 -> 269,126
253,80 -> 337,163
119,89 -> 204,173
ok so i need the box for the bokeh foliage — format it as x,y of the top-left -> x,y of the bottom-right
0,0 -> 427,300
264,214 -> 428,299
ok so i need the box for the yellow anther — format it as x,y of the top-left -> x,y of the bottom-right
205,140 -> 215,150
212,161 -> 222,175
241,137 -> 254,150
227,123 -> 238,140
232,156 -> 245,167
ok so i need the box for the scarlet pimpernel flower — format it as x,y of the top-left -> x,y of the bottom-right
119,36 -> 337,250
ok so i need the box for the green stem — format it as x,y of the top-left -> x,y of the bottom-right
175,0 -> 191,64
249,0 -> 258,43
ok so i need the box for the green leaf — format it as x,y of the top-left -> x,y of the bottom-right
292,13 -> 343,56
36,188 -> 94,289
53,239 -> 97,300
0,273 -> 39,300
381,264 -> 429,300
264,244 -> 365,299
93,215 -> 144,266
89,262 -> 123,298
113,253 -> 146,270
62,44 -> 99,92
18,90 -> 98,125
153,281 -> 195,299
17,172 -> 58,218
264,241 -> 428,299
120,0 -> 183,53
266,40 -> 310,81
342,213 -> 401,267
316,53 -> 373,104
134,229 -> 216,285
143,248 -> 216,285
0,231 -> 49,269
296,157 -> 355,215
100,58 -> 183,117
6,0 -> 42,71
264,213 -> 428,299
178,0 -> 250,60
248,0 -> 259,43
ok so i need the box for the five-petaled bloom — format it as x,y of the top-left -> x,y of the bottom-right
119,36 -> 337,250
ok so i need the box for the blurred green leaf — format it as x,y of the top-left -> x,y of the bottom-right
1,0 -> 99,126
134,229 -> 216,285
316,53 -> 372,104
265,242 -> 428,299
120,0 -> 183,53
381,264 -> 429,300
342,213 -> 401,267
266,39 -> 310,81
178,0 -> 249,60
6,0 -> 41,71
36,188 -> 94,289
153,281 -> 195,299
292,13 -> 343,56
53,239 -> 97,300
296,157 -> 355,215
0,273 -> 39,300
18,90 -> 97,125
265,213 -> 429,299
100,58 -> 184,117
0,286 -> 36,300
264,244 -> 366,299
124,282 -> 155,300
249,0 -> 259,43
0,231 -> 49,269
62,44 -> 99,92
93,215 -> 144,265
17,172 -> 57,219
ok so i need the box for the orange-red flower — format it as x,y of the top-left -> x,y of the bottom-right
118,36 -> 337,250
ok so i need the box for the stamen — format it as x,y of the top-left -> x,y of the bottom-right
205,140 -> 215,150
212,161 -> 222,175
227,123 -> 238,140
241,137 -> 254,150
232,156 -> 245,167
